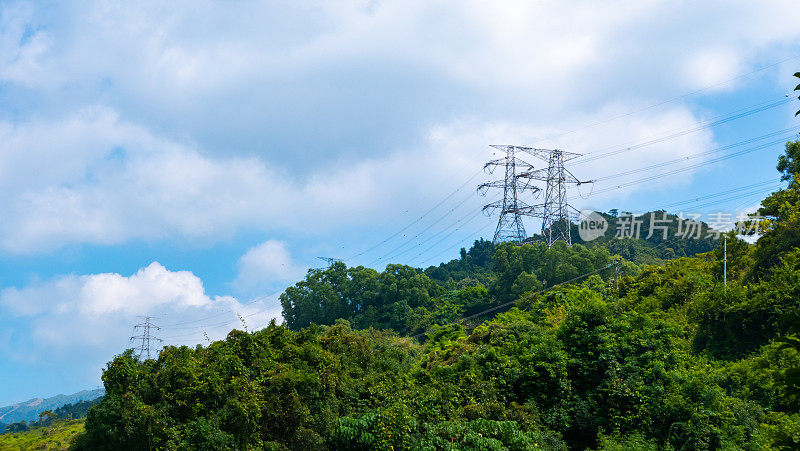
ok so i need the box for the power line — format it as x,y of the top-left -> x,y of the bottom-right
345,168 -> 484,261
653,180 -> 782,211
527,53 -> 800,146
361,106 -> 792,262
573,97 -> 792,166
575,96 -> 790,161
160,295 -> 271,328
592,127 -> 799,183
674,184 -> 783,211
162,179 -> 787,344
411,264 -> 613,339
368,186 -> 482,266
161,307 -> 275,339
405,208 -> 487,265
410,219 -> 495,268
568,135 -> 792,202
383,203 -> 490,263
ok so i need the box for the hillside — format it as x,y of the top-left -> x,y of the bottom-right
0,389 -> 104,426
278,211 -> 718,336
65,141 -> 800,449
0,419 -> 84,451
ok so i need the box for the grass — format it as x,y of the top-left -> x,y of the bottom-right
0,419 -> 85,450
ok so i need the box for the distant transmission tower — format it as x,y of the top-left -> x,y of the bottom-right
478,145 -> 540,244
315,256 -> 343,270
130,316 -> 163,360
317,257 -> 343,267
518,148 -> 590,246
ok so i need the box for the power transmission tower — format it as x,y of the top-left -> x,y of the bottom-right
723,235 -> 727,292
517,148 -> 591,246
318,257 -> 343,267
315,256 -> 343,270
130,316 -> 163,361
478,145 -> 540,244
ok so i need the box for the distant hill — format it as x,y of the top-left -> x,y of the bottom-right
569,209 -> 720,264
0,389 -> 104,425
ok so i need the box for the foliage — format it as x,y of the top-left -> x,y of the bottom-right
574,210 -> 719,265
53,399 -> 103,421
0,418 -> 85,450
281,241 -> 611,336
749,141 -> 800,279
794,72 -> 800,117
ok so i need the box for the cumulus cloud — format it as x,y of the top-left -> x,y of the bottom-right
0,262 -> 281,360
234,240 -> 306,296
1,1 -> 798,166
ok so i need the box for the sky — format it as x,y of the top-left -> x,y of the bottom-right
0,0 -> 799,405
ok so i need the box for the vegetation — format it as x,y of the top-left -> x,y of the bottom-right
0,419 -> 85,451
573,210 -> 718,265
72,137 -> 800,449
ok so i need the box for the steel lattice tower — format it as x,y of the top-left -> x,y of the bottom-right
517,148 -> 587,247
130,316 -> 163,361
314,256 -> 343,270
478,145 -> 540,244
317,257 -> 343,267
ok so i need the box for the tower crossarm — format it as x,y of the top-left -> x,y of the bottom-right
514,204 -> 546,216
483,157 -> 535,173
480,199 -> 505,213
478,179 -> 539,195
518,167 -> 582,184
513,146 -> 583,163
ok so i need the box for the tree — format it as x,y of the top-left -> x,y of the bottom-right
37,410 -> 56,428
794,72 -> 800,117
6,420 -> 28,433
752,141 -> 800,277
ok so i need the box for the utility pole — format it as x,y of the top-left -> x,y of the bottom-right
478,145 -> 540,244
607,259 -> 620,291
517,148 -> 590,247
130,316 -> 163,361
723,235 -> 727,292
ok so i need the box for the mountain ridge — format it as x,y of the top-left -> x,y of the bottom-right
0,389 -> 104,425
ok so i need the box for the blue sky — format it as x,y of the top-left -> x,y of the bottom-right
1,0 -> 800,405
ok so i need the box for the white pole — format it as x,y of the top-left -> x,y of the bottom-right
723,235 -> 727,292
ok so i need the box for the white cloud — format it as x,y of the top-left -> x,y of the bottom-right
234,240 -> 306,295
0,262 -> 282,360
0,101 -> 720,253
0,0 -> 796,255
682,49 -> 744,90
0,2 -> 52,86
0,1 -> 797,165
0,1 -> 796,255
